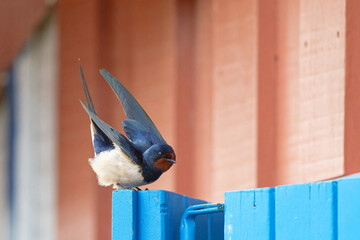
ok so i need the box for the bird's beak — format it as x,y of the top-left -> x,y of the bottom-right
165,158 -> 176,164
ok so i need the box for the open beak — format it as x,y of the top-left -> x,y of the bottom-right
165,158 -> 176,164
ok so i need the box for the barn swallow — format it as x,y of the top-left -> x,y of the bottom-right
79,63 -> 176,190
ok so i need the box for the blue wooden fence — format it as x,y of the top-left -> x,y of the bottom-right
112,190 -> 224,240
112,175 -> 360,239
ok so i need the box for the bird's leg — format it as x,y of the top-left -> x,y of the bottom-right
133,187 -> 149,191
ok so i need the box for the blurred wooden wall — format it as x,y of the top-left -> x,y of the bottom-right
2,0 -> 360,240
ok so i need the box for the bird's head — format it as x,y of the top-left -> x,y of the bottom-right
143,144 -> 176,172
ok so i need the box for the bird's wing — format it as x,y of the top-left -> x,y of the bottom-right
80,62 -> 115,154
80,101 -> 142,165
99,69 -> 167,144
79,61 -> 97,114
122,119 -> 162,151
79,63 -> 141,164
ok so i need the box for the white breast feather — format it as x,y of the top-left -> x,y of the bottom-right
89,145 -> 144,189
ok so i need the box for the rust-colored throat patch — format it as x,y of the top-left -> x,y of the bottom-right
155,153 -> 175,172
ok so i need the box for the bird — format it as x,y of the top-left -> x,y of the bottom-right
79,63 -> 176,190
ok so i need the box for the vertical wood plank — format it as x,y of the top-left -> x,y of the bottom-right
275,182 -> 337,239
58,1 -> 112,239
137,191 -> 206,240
212,0 -> 258,201
257,0 -> 279,187
338,177 -> 360,239
175,0 -> 196,196
296,0 -> 345,182
225,188 -> 275,240
58,0 -> 99,239
112,190 -> 224,240
258,0 -> 301,186
112,191 -> 138,240
345,0 -> 360,174
97,0 -> 178,192
258,0 -> 345,186
192,0 -> 214,200
270,0 -> 301,185
11,17 -> 57,240
130,0 -> 177,191
0,0 -> 47,71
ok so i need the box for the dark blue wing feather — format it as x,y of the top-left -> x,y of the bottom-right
79,61 -> 97,114
79,62 -> 114,154
92,124 -> 114,154
122,119 -> 162,152
80,101 -> 142,165
99,69 -> 167,144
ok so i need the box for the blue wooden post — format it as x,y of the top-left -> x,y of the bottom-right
275,182 -> 337,240
224,188 -> 275,239
112,190 -> 224,240
224,176 -> 360,239
338,177 -> 360,240
112,190 -> 138,239
113,175 -> 360,239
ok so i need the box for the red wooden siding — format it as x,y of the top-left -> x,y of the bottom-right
58,1 -> 112,240
0,0 -> 47,71
258,0 -> 345,187
211,0 -> 258,198
345,0 -> 360,175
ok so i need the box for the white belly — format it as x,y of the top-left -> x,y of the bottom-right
89,145 -> 145,189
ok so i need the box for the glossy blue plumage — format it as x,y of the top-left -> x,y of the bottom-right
79,63 -> 176,189
92,125 -> 115,155
122,119 -> 162,152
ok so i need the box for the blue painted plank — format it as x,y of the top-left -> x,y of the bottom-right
224,188 -> 275,240
208,211 -> 224,240
337,177 -> 360,240
113,190 -> 224,240
137,191 -> 198,240
112,190 -> 138,240
113,176 -> 360,240
275,182 -> 337,240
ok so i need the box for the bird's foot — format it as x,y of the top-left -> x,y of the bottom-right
133,187 -> 149,191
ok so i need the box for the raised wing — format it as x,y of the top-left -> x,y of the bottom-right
80,62 -> 115,154
79,61 -> 97,114
122,119 -> 162,152
99,69 -> 166,144
80,101 -> 142,165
